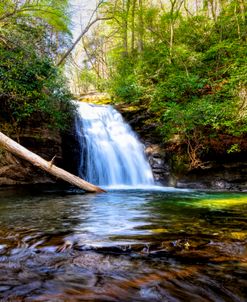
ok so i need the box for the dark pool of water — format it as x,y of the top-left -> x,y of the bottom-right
0,186 -> 246,301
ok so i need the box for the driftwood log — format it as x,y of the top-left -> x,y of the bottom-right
0,131 -> 105,193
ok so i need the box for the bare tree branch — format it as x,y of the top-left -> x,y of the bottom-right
57,16 -> 112,66
57,0 -> 112,66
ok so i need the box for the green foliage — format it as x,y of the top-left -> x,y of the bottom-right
0,0 -> 74,134
26,0 -> 244,169
107,58 -> 144,103
78,69 -> 108,93
80,0 -> 247,168
0,40 -> 73,131
0,0 -> 71,33
227,144 -> 241,154
161,96 -> 241,139
110,73 -> 144,103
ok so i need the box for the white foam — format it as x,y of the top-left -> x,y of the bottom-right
75,102 -> 154,186
101,184 -> 193,192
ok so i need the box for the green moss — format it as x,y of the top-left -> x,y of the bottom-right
192,196 -> 247,210
78,93 -> 112,105
170,153 -> 190,176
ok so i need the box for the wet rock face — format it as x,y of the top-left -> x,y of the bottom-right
0,152 -> 53,186
0,127 -> 62,186
118,105 -> 247,191
61,123 -> 81,177
0,120 -> 79,186
145,144 -> 170,185
176,161 -> 247,191
146,146 -> 247,191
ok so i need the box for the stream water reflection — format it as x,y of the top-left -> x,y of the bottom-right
0,186 -> 246,301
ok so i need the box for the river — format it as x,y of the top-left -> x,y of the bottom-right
0,185 -> 246,301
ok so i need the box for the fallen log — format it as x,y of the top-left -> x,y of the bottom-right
0,131 -> 105,193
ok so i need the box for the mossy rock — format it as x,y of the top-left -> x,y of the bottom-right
78,93 -> 112,105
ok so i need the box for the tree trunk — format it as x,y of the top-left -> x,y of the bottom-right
131,0 -> 137,53
0,131 -> 105,193
122,0 -> 130,56
138,0 -> 144,52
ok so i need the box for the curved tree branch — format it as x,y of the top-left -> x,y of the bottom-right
57,16 -> 112,66
57,0 -> 113,66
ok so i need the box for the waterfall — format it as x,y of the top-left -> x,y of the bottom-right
75,102 -> 154,187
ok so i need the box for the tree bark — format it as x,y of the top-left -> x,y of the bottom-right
57,16 -> 112,66
122,0 -> 130,56
138,0 -> 144,52
131,0 -> 137,53
0,131 -> 105,193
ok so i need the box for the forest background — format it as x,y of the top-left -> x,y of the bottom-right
0,0 -> 246,171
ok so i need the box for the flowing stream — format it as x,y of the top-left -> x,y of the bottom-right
75,102 -> 154,187
0,186 -> 246,301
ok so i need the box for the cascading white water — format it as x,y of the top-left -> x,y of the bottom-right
75,102 -> 154,187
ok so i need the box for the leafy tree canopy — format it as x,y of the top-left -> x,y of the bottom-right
0,0 -> 74,136
75,0 -> 247,169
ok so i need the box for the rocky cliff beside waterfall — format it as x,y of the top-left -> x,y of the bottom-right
117,104 -> 247,191
0,117 -> 79,187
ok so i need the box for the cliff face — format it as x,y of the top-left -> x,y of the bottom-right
176,161 -> 247,191
0,127 -> 60,186
0,121 -> 79,186
118,105 -> 247,191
